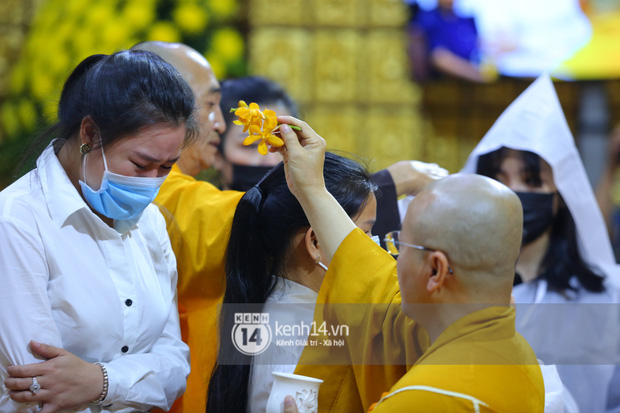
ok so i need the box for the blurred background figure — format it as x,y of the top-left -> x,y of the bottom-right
215,76 -> 297,191
596,124 -> 620,261
462,75 -> 620,413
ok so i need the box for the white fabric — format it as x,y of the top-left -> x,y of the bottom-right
459,75 -> 620,413
248,277 -> 318,413
0,144 -> 189,412
460,74 -> 619,287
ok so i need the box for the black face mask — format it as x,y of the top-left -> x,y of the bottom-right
516,191 -> 555,246
230,163 -> 274,191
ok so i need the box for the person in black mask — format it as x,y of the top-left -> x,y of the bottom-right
476,147 -> 604,291
215,76 -> 297,191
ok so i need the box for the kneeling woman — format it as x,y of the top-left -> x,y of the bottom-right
207,152 -> 378,413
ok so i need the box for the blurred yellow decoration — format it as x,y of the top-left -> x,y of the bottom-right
1,0 -> 244,144
123,1 -> 156,31
212,28 -> 244,63
208,0 -> 238,18
205,53 -> 226,79
1,103 -> 19,137
17,99 -> 37,132
174,3 -> 209,34
148,22 -> 181,43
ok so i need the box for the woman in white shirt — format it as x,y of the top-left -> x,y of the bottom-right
0,50 -> 197,412
206,152 -> 378,413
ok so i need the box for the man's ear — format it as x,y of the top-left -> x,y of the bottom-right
79,116 -> 98,147
427,251 -> 450,293
304,227 -> 320,261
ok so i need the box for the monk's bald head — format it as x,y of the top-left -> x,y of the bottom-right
131,42 -> 225,175
404,174 -> 522,295
132,42 -> 215,91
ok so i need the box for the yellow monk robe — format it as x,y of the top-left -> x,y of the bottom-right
296,228 -> 430,412
370,306 -> 545,412
154,165 -> 243,413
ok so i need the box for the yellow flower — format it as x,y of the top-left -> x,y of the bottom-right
173,3 -> 208,34
1,102 -> 19,137
207,0 -> 237,18
17,98 -> 37,131
212,28 -> 244,63
244,124 -> 284,156
234,101 -> 264,132
147,22 -> 181,43
122,1 -> 156,31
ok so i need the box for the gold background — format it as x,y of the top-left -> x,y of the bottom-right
2,0 -> 620,174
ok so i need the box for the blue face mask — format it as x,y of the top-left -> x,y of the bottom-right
79,142 -> 167,221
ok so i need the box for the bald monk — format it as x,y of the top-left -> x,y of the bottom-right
273,118 -> 544,412
131,41 -> 244,413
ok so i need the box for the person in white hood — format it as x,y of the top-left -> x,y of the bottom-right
461,75 -> 620,413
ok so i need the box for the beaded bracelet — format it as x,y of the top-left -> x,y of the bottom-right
90,362 -> 109,405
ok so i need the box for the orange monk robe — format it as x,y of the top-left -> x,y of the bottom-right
295,228 -> 430,412
154,165 -> 243,413
370,306 -> 545,412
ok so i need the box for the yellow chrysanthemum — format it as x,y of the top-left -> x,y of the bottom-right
212,28 -> 244,63
1,102 -> 19,137
122,1 -> 156,31
208,0 -> 237,18
173,3 -> 208,34
17,99 -> 37,132
147,22 -> 181,43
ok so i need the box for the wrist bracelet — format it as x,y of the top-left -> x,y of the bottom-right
90,362 -> 109,405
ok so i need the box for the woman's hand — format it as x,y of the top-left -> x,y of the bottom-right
274,116 -> 327,201
4,340 -> 103,413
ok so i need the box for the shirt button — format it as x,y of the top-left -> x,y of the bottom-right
121,346 -> 129,353
125,299 -> 133,307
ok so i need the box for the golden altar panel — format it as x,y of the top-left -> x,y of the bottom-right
305,104 -> 361,155
249,0 -> 306,26
313,29 -> 360,103
364,30 -> 419,104
364,106 -> 425,170
368,0 -> 409,27
311,0 -> 363,27
249,28 -> 313,103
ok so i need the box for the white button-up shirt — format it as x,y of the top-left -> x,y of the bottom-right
0,143 -> 190,412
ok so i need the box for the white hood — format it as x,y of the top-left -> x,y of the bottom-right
461,74 -> 619,286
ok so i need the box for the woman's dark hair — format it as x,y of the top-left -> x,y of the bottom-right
23,50 -> 198,164
206,152 -> 377,413
219,76 -> 298,154
477,147 -> 605,293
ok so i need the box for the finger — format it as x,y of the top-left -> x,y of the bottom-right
7,362 -> 45,378
41,402 -> 60,413
30,340 -> 64,359
278,124 -> 305,155
277,116 -> 321,144
4,376 -> 39,391
283,395 -> 298,413
9,389 -> 48,403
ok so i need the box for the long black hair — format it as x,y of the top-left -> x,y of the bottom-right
206,152 -> 377,413
477,147 -> 605,293
22,49 -> 198,168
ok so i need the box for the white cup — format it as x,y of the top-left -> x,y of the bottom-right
265,372 -> 324,413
